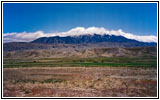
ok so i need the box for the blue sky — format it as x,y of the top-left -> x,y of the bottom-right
3,3 -> 157,36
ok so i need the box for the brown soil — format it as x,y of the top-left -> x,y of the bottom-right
3,67 -> 157,97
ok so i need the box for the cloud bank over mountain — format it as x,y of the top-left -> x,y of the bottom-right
3,27 -> 157,43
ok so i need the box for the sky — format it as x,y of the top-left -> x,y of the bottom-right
3,3 -> 157,43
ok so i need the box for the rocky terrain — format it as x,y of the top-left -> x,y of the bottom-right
3,46 -> 157,59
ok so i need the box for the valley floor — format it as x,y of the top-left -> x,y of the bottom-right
3,67 -> 157,97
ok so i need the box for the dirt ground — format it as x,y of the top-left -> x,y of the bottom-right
3,67 -> 157,97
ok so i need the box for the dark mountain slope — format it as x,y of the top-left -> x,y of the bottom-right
31,34 -> 141,44
31,34 -> 156,47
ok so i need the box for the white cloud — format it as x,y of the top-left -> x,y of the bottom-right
3,27 -> 157,43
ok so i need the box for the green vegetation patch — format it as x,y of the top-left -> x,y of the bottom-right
3,56 -> 157,68
41,78 -> 66,83
12,78 -> 65,84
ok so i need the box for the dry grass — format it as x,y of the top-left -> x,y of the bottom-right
3,67 -> 157,97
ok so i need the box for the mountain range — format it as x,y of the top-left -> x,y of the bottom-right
4,34 -> 156,51
31,34 -> 156,45
3,34 -> 157,58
